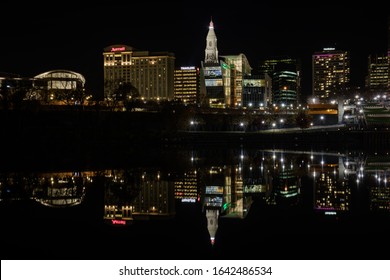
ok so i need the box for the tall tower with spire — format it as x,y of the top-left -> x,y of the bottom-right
205,18 -> 219,64
200,18 -> 225,108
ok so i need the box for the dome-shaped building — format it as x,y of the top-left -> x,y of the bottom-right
29,69 -> 87,104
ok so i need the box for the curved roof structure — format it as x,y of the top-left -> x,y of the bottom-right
34,69 -> 86,86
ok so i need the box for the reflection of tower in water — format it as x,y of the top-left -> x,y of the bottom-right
202,165 -> 224,245
205,208 -> 219,245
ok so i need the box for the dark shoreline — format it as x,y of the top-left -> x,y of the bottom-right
1,110 -> 389,171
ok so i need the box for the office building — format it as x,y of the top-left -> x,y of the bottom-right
312,48 -> 350,102
259,56 -> 301,105
174,66 -> 200,105
366,54 -> 389,94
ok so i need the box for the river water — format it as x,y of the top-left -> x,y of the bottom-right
1,145 -> 389,259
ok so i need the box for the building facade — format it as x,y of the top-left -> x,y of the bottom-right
103,45 -> 175,102
220,54 -> 252,107
258,56 -> 301,105
312,48 -> 350,102
173,66 -> 200,105
242,74 -> 271,109
366,54 -> 389,94
201,20 -> 225,108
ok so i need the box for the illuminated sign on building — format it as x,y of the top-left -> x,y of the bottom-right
180,66 -> 196,70
111,219 -> 127,225
111,47 -> 126,52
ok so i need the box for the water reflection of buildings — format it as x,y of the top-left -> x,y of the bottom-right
271,153 -> 300,205
103,169 -> 175,225
203,185 -> 223,245
311,155 -> 351,214
33,172 -> 89,207
174,169 -> 198,203
363,155 -> 390,212
0,171 -> 89,207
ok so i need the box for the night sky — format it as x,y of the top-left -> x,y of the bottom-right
1,3 -> 389,98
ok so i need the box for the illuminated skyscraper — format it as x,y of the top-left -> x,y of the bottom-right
201,19 -> 225,108
312,48 -> 350,101
220,54 -> 252,107
388,16 -> 390,91
388,15 -> 390,57
259,56 -> 301,105
366,54 -> 389,94
103,45 -> 175,102
174,66 -> 200,105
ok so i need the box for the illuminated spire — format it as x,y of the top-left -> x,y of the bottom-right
204,17 -> 219,64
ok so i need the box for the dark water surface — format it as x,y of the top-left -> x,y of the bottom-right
1,145 -> 389,260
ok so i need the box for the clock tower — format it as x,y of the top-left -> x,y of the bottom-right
204,18 -> 219,64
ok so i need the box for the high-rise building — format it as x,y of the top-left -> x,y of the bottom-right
272,70 -> 299,106
220,54 -> 252,107
242,74 -> 271,108
388,15 -> 390,58
173,66 -> 200,105
366,54 -> 389,94
201,19 -> 225,108
103,45 -> 175,102
312,48 -> 350,102
258,56 -> 301,105
201,19 -> 255,108
388,16 -> 390,91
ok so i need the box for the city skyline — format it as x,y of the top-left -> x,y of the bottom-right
1,5 -> 389,98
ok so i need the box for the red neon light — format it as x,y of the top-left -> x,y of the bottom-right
111,219 -> 126,225
111,47 -> 126,52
